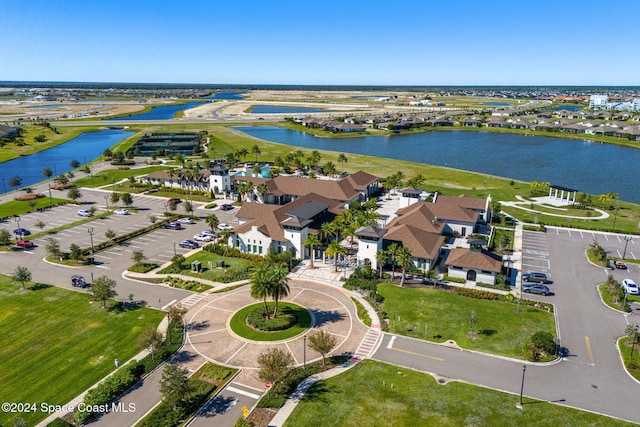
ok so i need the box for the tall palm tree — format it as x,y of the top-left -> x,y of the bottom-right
269,264 -> 290,318
323,161 -> 337,176
244,181 -> 255,202
338,153 -> 348,172
206,214 -> 219,233
375,249 -> 387,279
304,234 -> 321,269
396,246 -> 414,286
257,183 -> 269,203
250,264 -> 272,318
387,243 -> 400,280
252,163 -> 262,177
251,144 -> 261,163
320,221 -> 338,243
326,240 -> 347,273
236,147 -> 249,163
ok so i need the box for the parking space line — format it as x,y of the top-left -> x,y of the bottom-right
604,234 -> 609,241
95,265 -> 111,269
616,236 -> 621,243
94,254 -> 114,260
591,232 -> 596,240
579,231 -> 584,238
631,252 -> 637,260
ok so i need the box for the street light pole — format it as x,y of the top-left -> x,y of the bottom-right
173,241 -> 177,257
623,236 -> 633,260
631,325 -> 638,358
519,365 -> 527,407
104,195 -> 110,214
303,335 -> 307,369
88,227 -> 95,254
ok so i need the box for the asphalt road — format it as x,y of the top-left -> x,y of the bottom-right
374,226 -> 640,424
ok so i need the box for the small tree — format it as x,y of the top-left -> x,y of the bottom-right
9,175 -> 22,191
137,326 -> 163,360
469,310 -> 478,334
91,275 -> 118,308
67,187 -> 82,202
531,331 -> 556,356
132,249 -> 146,265
70,159 -> 80,169
0,229 -> 12,246
304,234 -> 321,269
307,330 -> 337,365
105,229 -> 116,240
167,304 -> 188,344
44,237 -> 62,259
169,200 -> 178,212
110,191 -> 121,206
205,214 -> 219,233
257,348 -> 294,392
148,214 -> 157,224
13,266 -> 32,290
69,243 -> 82,261
160,363 -> 193,410
121,192 -> 133,208
183,200 -> 193,215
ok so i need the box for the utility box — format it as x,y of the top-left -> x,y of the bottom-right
191,260 -> 202,272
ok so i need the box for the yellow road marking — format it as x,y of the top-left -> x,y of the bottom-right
585,336 -> 594,363
391,347 -> 444,362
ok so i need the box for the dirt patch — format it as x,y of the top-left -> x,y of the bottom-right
247,407 -> 278,427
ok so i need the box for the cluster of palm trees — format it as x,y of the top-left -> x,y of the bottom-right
250,262 -> 290,319
376,243 -> 414,286
383,171 -> 426,196
303,199 -> 380,272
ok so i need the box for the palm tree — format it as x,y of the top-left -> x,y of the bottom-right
250,264 -> 272,318
304,234 -> 321,269
251,144 -> 261,163
396,246 -> 414,286
338,153 -> 348,172
256,183 -> 269,203
219,228 -> 232,248
252,164 -> 262,177
387,243 -> 400,280
206,214 -> 219,233
323,161 -> 337,176
269,264 -> 290,318
375,249 -> 387,279
320,221 -> 338,242
236,148 -> 249,163
326,240 -> 347,273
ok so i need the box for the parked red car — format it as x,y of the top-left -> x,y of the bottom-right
15,240 -> 34,248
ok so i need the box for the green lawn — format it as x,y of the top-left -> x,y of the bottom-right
229,302 -> 311,341
181,251 -> 253,282
284,360 -> 633,427
0,197 -> 68,218
378,284 -> 556,358
618,337 -> 640,382
0,276 -> 164,426
73,165 -> 169,188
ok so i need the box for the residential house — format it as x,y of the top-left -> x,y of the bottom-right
445,246 -> 502,284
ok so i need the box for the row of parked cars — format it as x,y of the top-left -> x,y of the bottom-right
522,272 -> 551,295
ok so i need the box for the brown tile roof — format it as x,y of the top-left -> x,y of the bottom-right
446,248 -> 502,272
390,203 -> 445,234
234,193 -> 344,241
384,224 -> 445,260
270,175 -> 360,201
343,171 -> 378,190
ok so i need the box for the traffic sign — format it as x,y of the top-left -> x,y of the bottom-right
265,381 -> 271,389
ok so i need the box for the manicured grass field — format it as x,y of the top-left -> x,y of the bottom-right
284,360 -> 633,427
0,197 -> 68,218
378,284 -> 556,358
181,251 -> 253,282
0,276 -> 164,426
73,165 -> 168,188
229,302 -> 311,341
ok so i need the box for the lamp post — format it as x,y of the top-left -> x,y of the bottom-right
173,241 -> 177,257
519,365 -> 527,407
91,272 -> 94,286
623,236 -> 633,260
104,195 -> 110,214
303,335 -> 307,369
631,324 -> 639,358
14,216 -> 21,237
164,201 -> 168,214
48,187 -> 53,208
88,227 -> 95,254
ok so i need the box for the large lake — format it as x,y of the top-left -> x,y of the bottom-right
104,101 -> 206,121
0,130 -> 132,195
235,126 -> 640,204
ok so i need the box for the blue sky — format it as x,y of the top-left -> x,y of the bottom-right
1,0 -> 639,85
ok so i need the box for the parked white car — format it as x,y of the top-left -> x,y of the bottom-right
218,223 -> 232,230
622,279 -> 639,295
177,217 -> 195,224
114,209 -> 129,215
193,233 -> 213,242
77,209 -> 93,217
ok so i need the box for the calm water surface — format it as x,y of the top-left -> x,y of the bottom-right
0,130 -> 132,195
235,126 -> 640,204
104,101 -> 206,120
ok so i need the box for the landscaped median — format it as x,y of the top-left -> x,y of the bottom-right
230,302 -> 312,341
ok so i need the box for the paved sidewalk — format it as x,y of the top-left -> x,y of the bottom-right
36,317 -> 169,427
267,359 -> 360,427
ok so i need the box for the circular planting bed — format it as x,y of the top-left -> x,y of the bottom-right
229,302 -> 312,341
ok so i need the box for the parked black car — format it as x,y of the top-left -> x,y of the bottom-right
71,275 -> 89,288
